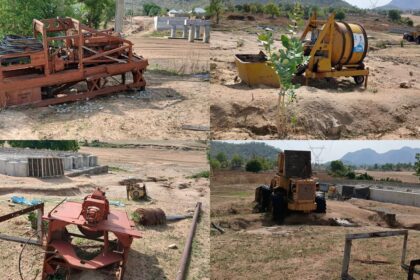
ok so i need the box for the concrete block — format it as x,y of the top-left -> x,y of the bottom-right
83,155 -> 89,169
73,156 -> 83,169
0,159 -> 6,174
5,161 -> 16,176
63,157 -> 73,170
14,161 -> 28,177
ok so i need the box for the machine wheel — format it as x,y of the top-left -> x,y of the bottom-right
315,195 -> 326,213
254,185 -> 271,212
416,37 -> 420,45
295,63 -> 308,76
271,192 -> 287,223
78,225 -> 104,239
353,75 -> 365,85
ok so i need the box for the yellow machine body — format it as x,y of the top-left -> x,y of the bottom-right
234,53 -> 280,88
271,175 -> 317,212
301,12 -> 369,86
269,151 -> 317,213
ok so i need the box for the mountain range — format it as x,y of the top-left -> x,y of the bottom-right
340,147 -> 420,165
377,0 -> 420,10
233,0 -> 353,8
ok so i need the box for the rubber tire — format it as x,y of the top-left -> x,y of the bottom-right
255,185 -> 271,212
354,75 -> 365,85
315,195 -> 326,213
416,37 -> 420,45
295,63 -> 308,76
271,192 -> 287,223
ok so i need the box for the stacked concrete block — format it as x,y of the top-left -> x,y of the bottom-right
63,157 -> 73,170
0,148 -> 103,178
88,155 -> 98,167
83,155 -> 90,169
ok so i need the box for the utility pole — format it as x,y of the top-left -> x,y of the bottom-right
115,0 -> 125,33
309,145 -> 325,170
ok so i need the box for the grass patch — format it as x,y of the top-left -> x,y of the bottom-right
188,170 -> 210,179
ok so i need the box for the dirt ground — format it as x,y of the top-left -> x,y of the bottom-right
0,17 -> 209,141
355,170 -> 420,184
210,14 -> 420,140
210,172 -> 420,280
0,142 -> 210,280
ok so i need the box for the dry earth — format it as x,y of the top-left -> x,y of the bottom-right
211,174 -> 420,280
0,142 -> 210,280
0,18 -> 209,141
210,14 -> 420,140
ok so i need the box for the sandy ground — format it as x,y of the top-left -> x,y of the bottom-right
0,19 -> 209,141
211,176 -> 420,280
0,142 -> 210,280
210,15 -> 420,140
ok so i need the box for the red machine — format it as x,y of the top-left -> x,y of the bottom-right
0,17 -> 148,108
42,189 -> 141,279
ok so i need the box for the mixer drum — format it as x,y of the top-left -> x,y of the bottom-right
323,22 -> 368,67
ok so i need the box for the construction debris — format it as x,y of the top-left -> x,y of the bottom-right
133,208 -> 167,226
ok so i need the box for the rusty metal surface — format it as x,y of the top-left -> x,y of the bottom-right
42,189 -> 141,279
0,203 -> 44,223
134,208 -> 166,226
175,202 -> 201,280
0,17 -> 148,108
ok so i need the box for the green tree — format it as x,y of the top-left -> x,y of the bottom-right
82,0 -> 115,29
415,153 -> 420,176
264,2 -> 280,18
207,0 -> 224,24
0,0 -> 82,37
143,3 -> 162,16
258,3 -> 308,137
245,159 -> 263,173
230,154 -> 243,169
8,140 -> 79,151
335,10 -> 346,21
210,158 -> 221,170
330,160 -> 346,175
388,10 -> 401,22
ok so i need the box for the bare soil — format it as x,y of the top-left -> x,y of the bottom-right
210,14 -> 420,140
0,19 -> 209,141
0,142 -> 210,280
211,172 -> 420,280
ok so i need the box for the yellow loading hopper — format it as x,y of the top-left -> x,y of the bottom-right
234,52 -> 280,88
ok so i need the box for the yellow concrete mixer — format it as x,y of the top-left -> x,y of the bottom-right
299,12 -> 369,87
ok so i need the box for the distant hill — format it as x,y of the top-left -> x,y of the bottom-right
234,0 -> 354,8
340,147 -> 420,165
210,141 -> 280,161
377,0 -> 420,10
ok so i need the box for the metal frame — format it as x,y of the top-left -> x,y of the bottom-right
0,203 -> 44,245
300,13 -> 369,87
341,230 -> 419,280
0,17 -> 147,108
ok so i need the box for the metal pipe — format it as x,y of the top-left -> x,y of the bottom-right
175,202 -> 202,280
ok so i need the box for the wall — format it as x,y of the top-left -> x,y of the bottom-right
369,188 -> 420,207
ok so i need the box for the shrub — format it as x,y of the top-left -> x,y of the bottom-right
246,159 -> 263,173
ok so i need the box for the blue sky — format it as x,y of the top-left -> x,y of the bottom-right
344,0 -> 392,9
221,140 -> 420,163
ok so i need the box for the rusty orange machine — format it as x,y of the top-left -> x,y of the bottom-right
42,189 -> 141,279
0,17 -> 148,108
